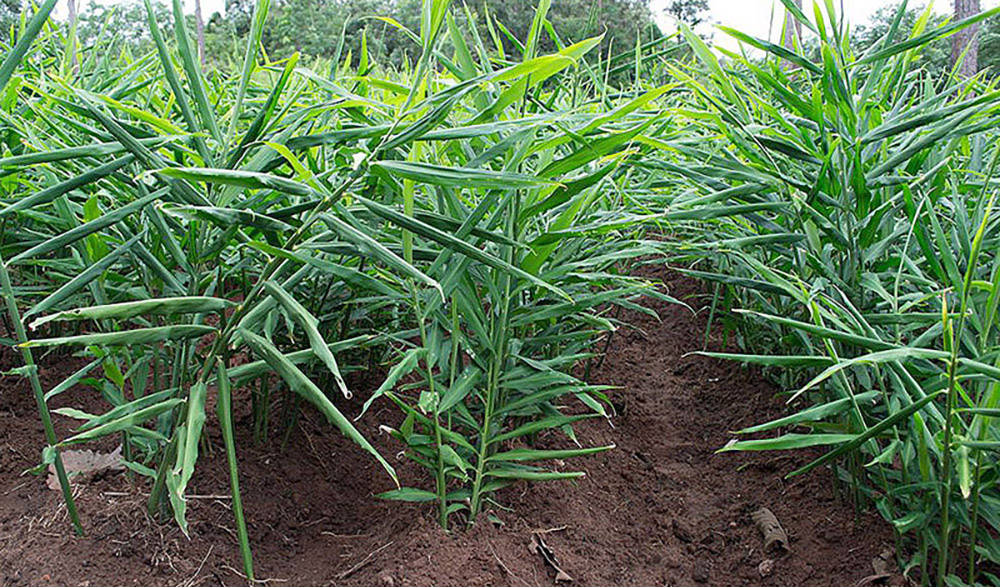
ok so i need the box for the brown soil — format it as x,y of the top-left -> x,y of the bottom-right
1,267 -> 899,587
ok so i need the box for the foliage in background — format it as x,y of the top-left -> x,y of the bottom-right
76,0 -> 172,51
0,0 -> 19,43
57,0 -> 662,79
211,0 -> 661,73
663,0 -> 709,27
853,2 -> 1000,77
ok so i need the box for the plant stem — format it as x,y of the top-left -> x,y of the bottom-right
468,357 -> 498,522
217,359 -> 254,581
937,355 -> 956,587
469,184 -> 520,522
411,286 -> 448,529
968,453 -> 982,584
0,255 -> 83,536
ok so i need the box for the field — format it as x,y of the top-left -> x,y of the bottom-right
1,0 -> 1000,585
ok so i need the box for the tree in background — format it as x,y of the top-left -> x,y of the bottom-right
854,3 -> 948,76
76,0 -> 173,51
208,0 -> 659,72
543,0 -> 659,57
0,0 -> 19,44
195,0 -> 205,64
223,0 -> 253,35
5,0 -> 661,72
68,0 -> 78,44
663,0 -> 708,27
782,0 -> 802,69
783,0 -> 801,49
953,0 -> 981,76
980,8 -> 1000,72
853,3 -> 1000,77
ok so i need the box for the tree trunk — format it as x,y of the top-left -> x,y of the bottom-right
952,0 -> 981,77
597,0 -> 603,39
195,0 -> 206,66
782,0 -> 802,69
67,0 -> 77,68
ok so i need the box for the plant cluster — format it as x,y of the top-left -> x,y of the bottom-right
0,0 -> 672,581
663,2 -> 1000,585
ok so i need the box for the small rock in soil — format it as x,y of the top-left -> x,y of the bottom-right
871,546 -> 894,575
758,559 -> 775,577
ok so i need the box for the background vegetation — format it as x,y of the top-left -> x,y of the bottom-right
35,0 -> 663,72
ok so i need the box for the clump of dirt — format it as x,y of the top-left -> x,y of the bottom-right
1,267 -> 899,586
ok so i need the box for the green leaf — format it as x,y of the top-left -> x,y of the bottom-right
60,399 -> 183,445
29,297 -> 232,330
788,392 -> 945,478
737,391 -> 882,435
355,196 -> 570,301
24,232 -> 145,320
719,434 -> 857,452
161,205 -> 294,233
7,190 -> 163,265
488,445 -> 614,462
790,348 -> 949,402
262,280 -> 351,399
373,161 -> 554,190
859,6 -> 1000,64
156,168 -> 315,197
359,347 -> 425,419
318,212 -> 443,300
486,467 -> 585,481
168,382 -> 208,534
377,488 -> 438,502
0,156 -> 135,218
22,325 -> 216,348
0,0 -> 58,93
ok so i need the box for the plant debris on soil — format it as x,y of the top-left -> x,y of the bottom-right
1,267 -> 901,586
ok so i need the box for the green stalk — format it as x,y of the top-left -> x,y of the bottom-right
147,428 -> 178,517
468,184 -> 520,521
0,255 -> 83,536
411,286 -> 448,529
448,294 -> 460,430
468,350 -> 499,521
217,360 -> 254,580
193,51 -> 437,382
968,452 -> 982,583
400,138 -> 447,528
966,359 -> 999,583
468,263 -> 514,521
938,166 -> 999,586
937,340 -> 958,587
145,17 -> 438,519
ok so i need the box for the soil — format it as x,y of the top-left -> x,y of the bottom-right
0,266 -> 900,587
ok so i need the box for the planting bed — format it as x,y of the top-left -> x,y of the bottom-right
0,267 -> 897,586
